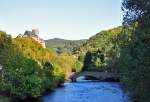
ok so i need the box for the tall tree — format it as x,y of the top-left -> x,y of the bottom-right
119,0 -> 150,102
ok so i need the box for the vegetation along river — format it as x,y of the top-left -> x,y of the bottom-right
42,80 -> 129,102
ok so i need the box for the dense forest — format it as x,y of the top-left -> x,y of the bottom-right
75,0 -> 150,102
0,32 -> 80,102
118,0 -> 150,101
75,26 -> 126,72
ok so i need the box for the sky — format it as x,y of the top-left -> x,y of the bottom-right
0,0 -> 123,40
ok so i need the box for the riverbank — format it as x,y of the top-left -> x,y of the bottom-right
0,79 -> 129,102
43,81 -> 129,102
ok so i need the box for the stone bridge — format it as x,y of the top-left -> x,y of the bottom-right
70,71 -> 120,82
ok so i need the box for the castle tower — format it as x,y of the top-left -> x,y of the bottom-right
24,30 -> 32,36
32,29 -> 39,35
22,29 -> 46,48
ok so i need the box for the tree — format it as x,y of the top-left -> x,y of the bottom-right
119,0 -> 150,102
82,50 -> 105,71
122,0 -> 150,26
0,32 -> 67,101
0,53 -> 43,100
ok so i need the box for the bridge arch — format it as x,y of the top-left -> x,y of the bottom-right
70,71 -> 120,82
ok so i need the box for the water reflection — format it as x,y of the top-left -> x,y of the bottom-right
43,80 -> 129,102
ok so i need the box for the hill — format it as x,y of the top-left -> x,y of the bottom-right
0,32 -> 78,101
45,38 -> 86,53
75,26 -> 127,71
77,26 -> 123,54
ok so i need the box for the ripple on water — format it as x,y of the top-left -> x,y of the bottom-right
43,81 -> 129,102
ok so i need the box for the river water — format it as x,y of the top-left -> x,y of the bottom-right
43,80 -> 129,102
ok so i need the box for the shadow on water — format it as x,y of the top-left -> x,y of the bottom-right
22,79 -> 129,102
40,79 -> 129,102
20,97 -> 42,102
75,76 -> 120,82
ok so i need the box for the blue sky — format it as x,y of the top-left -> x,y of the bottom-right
0,0 -> 123,40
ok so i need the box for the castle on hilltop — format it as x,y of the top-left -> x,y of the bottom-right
23,29 -> 46,48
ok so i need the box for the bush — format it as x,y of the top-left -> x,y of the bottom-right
0,54 -> 43,99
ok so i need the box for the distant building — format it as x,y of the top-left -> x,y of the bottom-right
32,29 -> 39,36
24,30 -> 32,37
23,29 -> 46,48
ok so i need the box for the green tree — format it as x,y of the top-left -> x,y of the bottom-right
82,50 -> 105,71
0,32 -> 66,101
118,0 -> 150,102
0,54 -> 43,100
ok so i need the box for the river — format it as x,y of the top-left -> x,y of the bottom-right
42,80 -> 129,102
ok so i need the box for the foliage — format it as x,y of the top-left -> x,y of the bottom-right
82,50 -> 105,71
13,37 -> 49,62
1,1 -> 149,102
48,52 -> 76,79
122,0 -> 150,26
1,54 -> 43,99
76,26 -> 124,72
0,32 -> 73,101
72,60 -> 83,72
118,0 -> 150,102
119,27 -> 150,102
45,38 -> 86,54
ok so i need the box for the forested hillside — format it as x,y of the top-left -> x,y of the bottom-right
0,32 -> 79,102
77,26 -> 122,52
75,26 -> 133,72
74,0 -> 150,102
45,38 -> 86,53
0,0 -> 149,102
